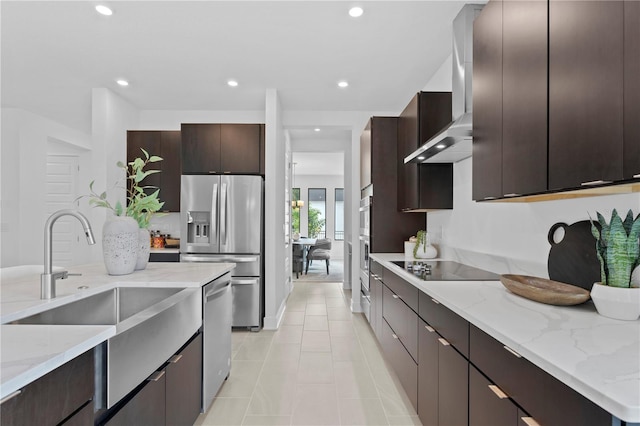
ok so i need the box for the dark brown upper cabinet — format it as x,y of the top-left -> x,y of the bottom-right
548,0 -> 624,190
127,130 -> 182,212
361,117 -> 424,252
623,0 -> 640,179
397,92 -> 453,211
181,123 -> 264,175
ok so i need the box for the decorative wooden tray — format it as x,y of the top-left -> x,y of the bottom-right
500,274 -> 591,306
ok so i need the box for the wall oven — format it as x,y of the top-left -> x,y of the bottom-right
359,195 -> 371,319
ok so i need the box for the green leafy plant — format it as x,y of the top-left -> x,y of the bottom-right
413,230 -> 427,258
81,148 -> 164,228
308,206 -> 325,238
590,209 -> 640,288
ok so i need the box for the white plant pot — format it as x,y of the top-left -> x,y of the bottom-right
414,243 -> 437,259
590,282 -> 640,321
135,228 -> 151,271
102,216 -> 138,276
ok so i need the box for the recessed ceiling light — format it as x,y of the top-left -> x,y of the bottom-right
349,7 -> 364,18
227,80 -> 238,87
116,79 -> 129,86
314,128 -> 321,132
417,156 -> 425,160
436,144 -> 446,149
95,5 -> 113,16
338,81 -> 349,88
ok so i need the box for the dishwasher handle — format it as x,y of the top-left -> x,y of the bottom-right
205,281 -> 231,302
231,278 -> 260,286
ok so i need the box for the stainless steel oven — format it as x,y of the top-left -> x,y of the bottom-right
359,196 -> 371,319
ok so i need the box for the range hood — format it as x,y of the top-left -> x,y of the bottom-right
405,4 -> 484,164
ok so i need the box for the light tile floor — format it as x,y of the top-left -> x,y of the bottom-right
195,281 -> 421,426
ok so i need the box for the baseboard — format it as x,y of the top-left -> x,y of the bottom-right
263,296 -> 287,330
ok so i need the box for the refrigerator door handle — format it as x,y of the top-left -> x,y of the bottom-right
220,182 -> 228,245
231,278 -> 260,285
211,183 -> 218,238
180,254 -> 259,263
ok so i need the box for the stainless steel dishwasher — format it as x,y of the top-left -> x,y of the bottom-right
202,272 -> 232,412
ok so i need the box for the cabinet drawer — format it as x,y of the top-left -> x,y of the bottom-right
383,268 -> 418,312
419,292 -> 469,357
0,348 -> 94,426
370,260 -> 384,279
382,284 -> 418,361
469,364 -> 520,426
380,319 -> 418,410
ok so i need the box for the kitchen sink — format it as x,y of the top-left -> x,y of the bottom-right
11,285 -> 202,409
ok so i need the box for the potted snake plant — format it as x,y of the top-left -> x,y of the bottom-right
589,209 -> 640,320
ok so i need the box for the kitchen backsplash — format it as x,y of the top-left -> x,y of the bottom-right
427,157 -> 640,277
149,212 -> 181,239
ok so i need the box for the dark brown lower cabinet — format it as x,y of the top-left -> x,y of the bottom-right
381,319 -> 418,410
105,371 -> 166,426
0,349 -> 94,426
438,338 -> 468,426
369,272 -> 384,341
166,332 -> 202,426
418,319 -> 439,426
469,365 -> 520,426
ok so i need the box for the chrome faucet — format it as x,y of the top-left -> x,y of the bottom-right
42,209 -> 96,299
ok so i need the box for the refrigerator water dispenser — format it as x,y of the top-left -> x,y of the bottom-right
187,211 -> 211,244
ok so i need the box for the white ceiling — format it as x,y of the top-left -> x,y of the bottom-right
1,0 -> 469,142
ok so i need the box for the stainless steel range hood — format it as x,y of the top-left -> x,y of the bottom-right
405,4 -> 484,164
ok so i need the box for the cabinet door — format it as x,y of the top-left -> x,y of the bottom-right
220,124 -> 261,173
472,0 -> 503,201
382,284 -> 418,361
380,319 -> 418,410
502,0 -> 547,196
0,349 -> 94,426
166,333 -> 203,426
469,365 -> 519,426
417,319 -> 438,426
548,0 -> 624,189
105,371 -> 166,426
624,0 -> 640,179
259,124 -> 266,176
160,131 -> 182,212
360,119 -> 372,189
127,131 -> 161,191
181,124 -> 221,174
438,337 -> 468,426
398,94 -> 420,210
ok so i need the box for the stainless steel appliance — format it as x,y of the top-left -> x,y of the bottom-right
180,175 -> 264,330
202,273 -> 232,411
359,194 -> 371,320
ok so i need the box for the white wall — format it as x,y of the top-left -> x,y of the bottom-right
292,174 -> 345,259
423,54 -> 453,92
139,110 -> 265,129
1,108 -> 93,267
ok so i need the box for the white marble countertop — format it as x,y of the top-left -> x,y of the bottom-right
370,253 -> 640,423
0,262 -> 234,400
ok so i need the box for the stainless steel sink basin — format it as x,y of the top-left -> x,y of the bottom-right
12,286 -> 202,408
13,287 -> 184,325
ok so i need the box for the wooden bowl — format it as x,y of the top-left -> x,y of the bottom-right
165,238 -> 180,247
500,274 -> 591,306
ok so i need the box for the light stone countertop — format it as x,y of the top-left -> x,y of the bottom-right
370,253 -> 640,423
0,262 -> 234,400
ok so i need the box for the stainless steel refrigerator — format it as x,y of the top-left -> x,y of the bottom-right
180,175 -> 264,330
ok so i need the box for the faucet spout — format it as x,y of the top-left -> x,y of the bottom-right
42,209 -> 96,299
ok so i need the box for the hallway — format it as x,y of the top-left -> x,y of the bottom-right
195,281 -> 420,425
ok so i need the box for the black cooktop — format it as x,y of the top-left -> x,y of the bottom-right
390,260 -> 500,281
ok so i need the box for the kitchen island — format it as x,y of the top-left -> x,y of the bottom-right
0,262 -> 234,418
370,253 -> 640,424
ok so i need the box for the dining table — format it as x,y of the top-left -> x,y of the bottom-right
292,237 -> 317,276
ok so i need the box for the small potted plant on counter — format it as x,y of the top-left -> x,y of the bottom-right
590,209 -> 640,320
81,149 -> 163,275
412,230 -> 437,259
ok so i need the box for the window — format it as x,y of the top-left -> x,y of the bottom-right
292,188 -> 300,234
334,188 -> 344,240
308,188 -> 326,239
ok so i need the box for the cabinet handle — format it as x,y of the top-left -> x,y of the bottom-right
147,371 -> 165,382
634,174 -> 640,179
503,345 -> 522,358
431,298 -> 440,305
424,325 -> 435,333
169,354 -> 183,363
483,196 -> 497,200
438,338 -> 450,346
392,294 -> 401,299
0,389 -> 22,404
488,384 -> 508,399
503,193 -> 521,198
581,179 -> 611,186
224,171 -> 231,174
209,171 -> 217,174
392,333 -> 399,339
521,417 -> 541,426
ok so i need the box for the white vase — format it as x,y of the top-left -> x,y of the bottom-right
102,216 -> 138,276
414,242 -> 438,259
590,282 -> 640,321
135,228 -> 150,270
